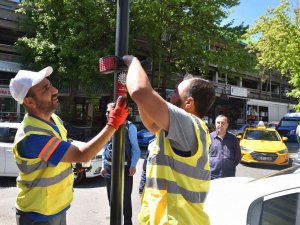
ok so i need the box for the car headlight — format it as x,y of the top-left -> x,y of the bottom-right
278,148 -> 288,154
241,146 -> 253,153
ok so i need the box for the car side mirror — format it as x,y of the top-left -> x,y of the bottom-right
236,135 -> 242,139
282,137 -> 288,141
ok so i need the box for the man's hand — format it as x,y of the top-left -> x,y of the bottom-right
122,55 -> 137,67
129,167 -> 136,176
107,96 -> 128,130
100,168 -> 106,177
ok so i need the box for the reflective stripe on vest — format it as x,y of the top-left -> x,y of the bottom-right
146,177 -> 208,203
17,167 -> 73,188
193,115 -> 209,167
145,115 -> 210,202
24,125 -> 55,136
148,153 -> 210,181
38,137 -> 62,161
17,160 -> 55,174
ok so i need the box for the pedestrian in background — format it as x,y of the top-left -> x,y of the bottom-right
123,55 -> 215,225
209,115 -> 241,179
9,67 -> 128,225
100,103 -> 140,225
296,123 -> 300,144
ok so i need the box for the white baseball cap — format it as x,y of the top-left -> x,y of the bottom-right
9,66 -> 53,104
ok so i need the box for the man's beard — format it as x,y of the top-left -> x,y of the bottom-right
36,96 -> 59,113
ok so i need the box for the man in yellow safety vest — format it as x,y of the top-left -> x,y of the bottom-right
9,66 -> 128,225
124,56 -> 215,225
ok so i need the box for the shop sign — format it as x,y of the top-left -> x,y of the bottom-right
0,87 -> 11,96
231,86 -> 247,97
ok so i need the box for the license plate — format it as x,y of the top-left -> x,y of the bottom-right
257,156 -> 272,161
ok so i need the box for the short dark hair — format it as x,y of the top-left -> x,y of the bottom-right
186,78 -> 215,118
216,115 -> 229,123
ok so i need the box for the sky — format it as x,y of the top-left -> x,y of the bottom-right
224,0 -> 299,27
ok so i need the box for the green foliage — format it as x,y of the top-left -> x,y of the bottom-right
16,0 -> 116,87
244,0 -> 300,108
129,0 -> 254,79
15,0 -> 254,98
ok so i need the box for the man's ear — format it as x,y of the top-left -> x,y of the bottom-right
23,97 -> 36,109
185,97 -> 194,110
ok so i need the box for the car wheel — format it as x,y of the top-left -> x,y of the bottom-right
73,163 -> 85,185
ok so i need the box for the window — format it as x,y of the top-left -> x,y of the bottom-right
248,193 -> 300,225
261,193 -> 299,225
8,128 -> 17,143
280,120 -> 299,127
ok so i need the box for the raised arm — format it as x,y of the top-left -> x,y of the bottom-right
61,97 -> 128,163
123,56 -> 170,132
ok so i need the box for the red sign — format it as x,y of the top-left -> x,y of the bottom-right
0,87 -> 10,96
116,71 -> 127,98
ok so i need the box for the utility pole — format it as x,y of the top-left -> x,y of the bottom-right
110,1 -> 130,225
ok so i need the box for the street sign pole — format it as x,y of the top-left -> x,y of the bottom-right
110,0 -> 130,225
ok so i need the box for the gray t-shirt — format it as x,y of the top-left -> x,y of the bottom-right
166,103 -> 198,154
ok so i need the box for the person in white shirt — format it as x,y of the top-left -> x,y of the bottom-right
296,124 -> 300,144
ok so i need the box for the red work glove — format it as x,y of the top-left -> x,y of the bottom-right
107,96 -> 129,130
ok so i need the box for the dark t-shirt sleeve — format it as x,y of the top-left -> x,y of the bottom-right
18,134 -> 71,166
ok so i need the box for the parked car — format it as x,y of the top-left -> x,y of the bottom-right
276,113 -> 300,142
205,165 -> 300,225
137,129 -> 156,149
70,140 -> 103,184
0,122 -> 103,184
237,124 -> 289,166
0,122 -> 20,176
229,124 -> 251,136
133,121 -> 156,149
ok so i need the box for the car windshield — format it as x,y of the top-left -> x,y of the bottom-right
280,120 -> 299,127
244,130 -> 281,141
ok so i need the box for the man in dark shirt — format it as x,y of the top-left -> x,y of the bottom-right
209,115 -> 241,179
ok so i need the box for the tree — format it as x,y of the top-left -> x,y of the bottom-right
129,0 -> 255,94
15,0 -> 254,114
15,0 -> 116,122
244,0 -> 300,109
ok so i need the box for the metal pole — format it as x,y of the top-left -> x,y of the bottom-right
110,0 -> 130,225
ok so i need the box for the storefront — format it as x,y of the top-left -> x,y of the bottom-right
246,99 -> 292,123
209,86 -> 247,126
214,96 -> 246,125
0,85 -> 25,122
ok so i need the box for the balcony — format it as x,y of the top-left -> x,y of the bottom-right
213,82 -> 295,104
0,0 -> 24,30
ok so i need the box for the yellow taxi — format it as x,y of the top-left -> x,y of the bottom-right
237,123 -> 289,166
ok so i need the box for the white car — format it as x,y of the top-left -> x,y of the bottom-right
0,122 -> 103,184
204,166 -> 300,225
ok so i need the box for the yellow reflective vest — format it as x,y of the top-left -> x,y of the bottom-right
13,114 -> 74,215
139,115 -> 211,225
